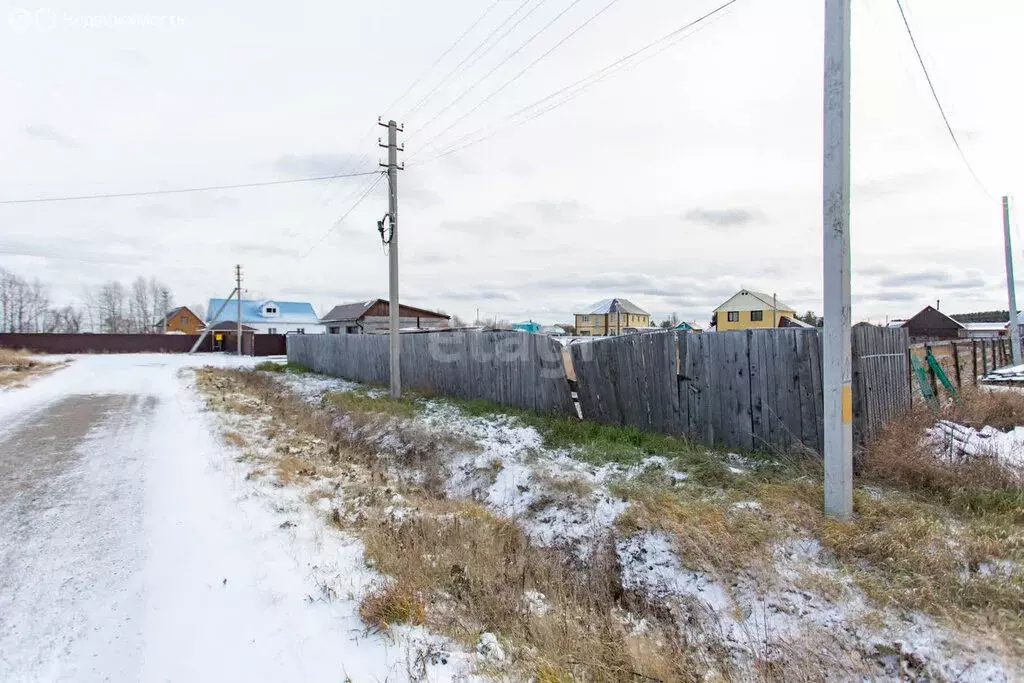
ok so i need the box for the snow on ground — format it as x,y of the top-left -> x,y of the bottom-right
928,420 -> 1024,469
0,354 -> 473,682
234,368 -> 1020,681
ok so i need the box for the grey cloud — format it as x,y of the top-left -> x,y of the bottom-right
23,123 -> 78,148
234,243 -> 302,258
855,290 -> 923,303
878,270 -> 988,292
877,270 -> 950,288
684,207 -> 760,228
439,199 -> 583,238
272,153 -> 366,177
856,264 -> 893,277
440,290 -> 519,302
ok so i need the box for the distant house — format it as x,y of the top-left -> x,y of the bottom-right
574,298 -> 651,336
512,321 -> 542,333
206,299 -> 324,335
713,290 -> 796,331
541,325 -> 567,336
963,321 -> 1008,340
320,299 -> 449,334
674,321 -> 703,332
155,306 -> 204,335
890,305 -> 966,343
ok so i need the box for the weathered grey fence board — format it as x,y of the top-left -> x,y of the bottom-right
851,325 -> 910,445
289,331 -> 574,415
571,331 -> 680,433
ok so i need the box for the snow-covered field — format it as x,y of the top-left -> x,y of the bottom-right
0,354 -> 473,682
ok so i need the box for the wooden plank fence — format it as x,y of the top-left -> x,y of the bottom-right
288,331 -> 575,415
851,325 -> 912,444
291,327 -> 911,455
573,328 -> 909,454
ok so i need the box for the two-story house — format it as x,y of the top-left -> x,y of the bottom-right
713,290 -> 796,331
574,298 -> 651,336
155,306 -> 204,334
205,299 -> 325,335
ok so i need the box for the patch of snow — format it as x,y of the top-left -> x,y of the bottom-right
617,532 -> 731,614
928,420 -> 1024,468
475,632 -> 505,664
521,590 -> 550,617
276,372 -> 359,404
728,501 -> 762,513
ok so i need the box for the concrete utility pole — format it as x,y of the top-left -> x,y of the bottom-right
822,0 -> 853,519
189,286 -> 238,353
379,119 -> 404,398
235,264 -> 243,356
1003,196 -> 1022,366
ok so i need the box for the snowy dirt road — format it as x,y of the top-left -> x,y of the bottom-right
0,355 -> 466,683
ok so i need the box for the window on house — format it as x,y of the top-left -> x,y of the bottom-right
181,315 -> 189,324
582,315 -> 589,323
727,311 -> 740,322
750,310 -> 763,322
267,328 -> 277,335
265,306 -> 278,314
296,328 -> 305,334
329,326 -> 340,334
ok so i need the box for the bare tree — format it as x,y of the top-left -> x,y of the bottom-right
0,268 -> 51,332
190,302 -> 207,322
96,281 -> 129,333
129,276 -> 152,333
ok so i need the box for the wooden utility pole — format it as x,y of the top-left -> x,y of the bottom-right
379,119 -> 404,397
235,264 -> 243,356
1002,196 -> 1021,366
823,0 -> 853,519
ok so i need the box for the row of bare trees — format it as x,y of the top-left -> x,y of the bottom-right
0,267 -> 182,334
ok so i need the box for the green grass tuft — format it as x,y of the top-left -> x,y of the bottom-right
324,389 -> 424,418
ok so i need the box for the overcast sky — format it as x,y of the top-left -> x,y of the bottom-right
2,0 -> 1022,325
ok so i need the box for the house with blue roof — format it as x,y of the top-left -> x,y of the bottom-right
206,298 -> 325,335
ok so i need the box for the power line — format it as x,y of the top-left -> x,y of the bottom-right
894,0 -> 997,202
409,0 -> 625,161
381,0 -> 505,118
413,0 -> 738,163
297,172 -> 387,261
402,0 -> 538,121
0,170 -> 382,205
407,0 -> 588,143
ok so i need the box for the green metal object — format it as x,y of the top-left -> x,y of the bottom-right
910,352 -> 936,405
925,347 -> 963,405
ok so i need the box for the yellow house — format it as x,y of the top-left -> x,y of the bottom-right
714,290 -> 796,331
574,298 -> 651,336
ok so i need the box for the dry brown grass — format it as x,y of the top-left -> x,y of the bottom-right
356,499 -> 700,682
862,387 -> 1023,502
196,366 -> 1024,677
196,367 -> 717,681
0,348 -> 62,386
359,582 -> 426,631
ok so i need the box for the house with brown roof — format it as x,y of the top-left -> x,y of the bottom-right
155,306 -> 204,334
320,299 -> 450,334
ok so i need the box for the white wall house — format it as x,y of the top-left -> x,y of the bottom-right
206,298 -> 325,335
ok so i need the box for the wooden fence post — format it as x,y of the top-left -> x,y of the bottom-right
926,345 -> 938,397
951,342 -> 962,388
971,340 -> 978,383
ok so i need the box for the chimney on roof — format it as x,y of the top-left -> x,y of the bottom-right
936,299 -> 940,311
